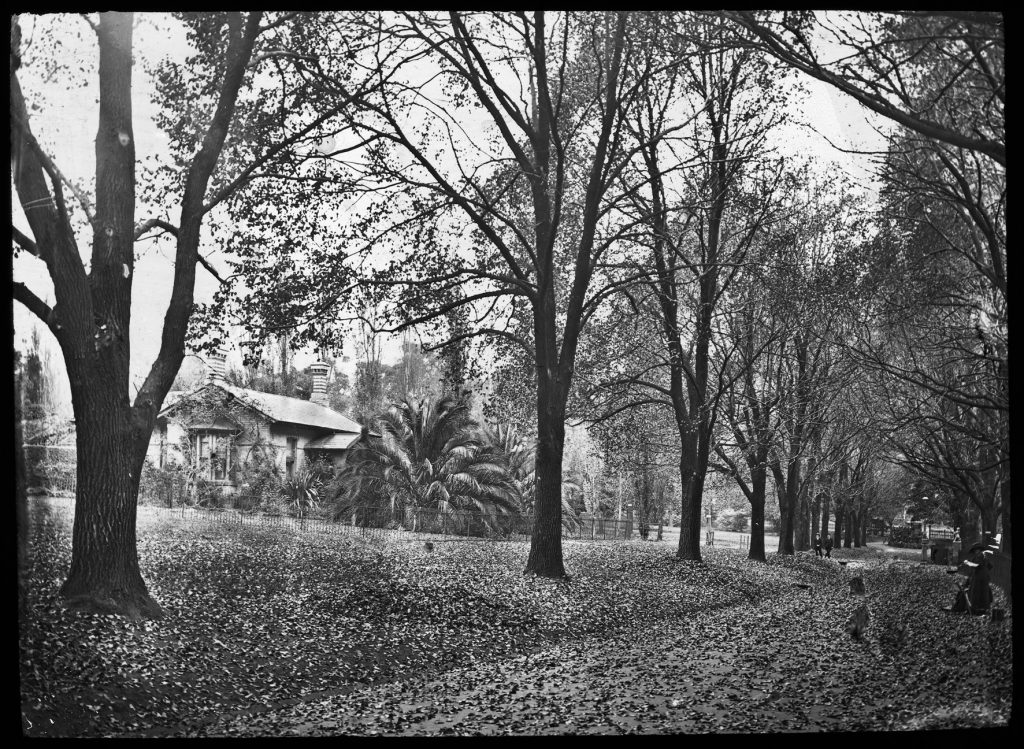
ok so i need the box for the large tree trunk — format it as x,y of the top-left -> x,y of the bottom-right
798,460 -> 816,551
61,384 -> 161,619
675,439 -> 700,560
820,491 -> 830,540
526,423 -> 567,577
844,508 -> 854,548
795,489 -> 810,551
833,502 -> 843,549
525,295 -> 568,577
772,461 -> 795,555
810,494 -> 820,549
748,463 -> 767,562
981,503 -> 999,545
681,413 -> 714,561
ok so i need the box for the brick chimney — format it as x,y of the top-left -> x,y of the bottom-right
309,360 -> 331,406
206,348 -> 228,384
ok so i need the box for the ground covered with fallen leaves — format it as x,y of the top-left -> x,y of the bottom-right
19,498 -> 1013,736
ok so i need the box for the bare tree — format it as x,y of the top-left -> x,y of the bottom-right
220,12 -> 679,577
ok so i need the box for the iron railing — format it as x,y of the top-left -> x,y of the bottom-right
32,495 -> 675,544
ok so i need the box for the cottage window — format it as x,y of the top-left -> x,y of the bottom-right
195,432 -> 232,482
286,437 -> 298,479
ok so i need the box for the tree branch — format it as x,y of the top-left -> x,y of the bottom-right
10,111 -> 97,227
725,11 -> 1006,166
12,226 -> 40,258
133,218 -> 227,285
13,282 -> 55,331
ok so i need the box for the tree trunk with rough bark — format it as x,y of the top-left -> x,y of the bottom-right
675,444 -> 700,560
525,368 -> 567,577
796,489 -> 810,551
61,385 -> 161,618
819,491 -> 830,540
811,494 -> 820,550
772,461 -> 795,555
747,463 -> 767,562
833,502 -> 843,549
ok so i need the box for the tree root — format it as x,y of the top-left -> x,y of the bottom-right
63,591 -> 164,621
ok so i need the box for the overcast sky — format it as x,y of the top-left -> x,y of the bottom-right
12,12 -> 890,411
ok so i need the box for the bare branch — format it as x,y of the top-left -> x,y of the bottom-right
133,218 -> 227,285
10,111 -> 97,226
13,282 -> 55,331
12,226 -> 40,258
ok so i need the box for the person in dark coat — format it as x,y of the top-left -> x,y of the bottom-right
964,543 -> 993,614
814,534 -> 823,557
824,533 -> 833,558
953,542 -> 993,614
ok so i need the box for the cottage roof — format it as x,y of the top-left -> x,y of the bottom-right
304,433 -> 361,451
160,382 -> 363,434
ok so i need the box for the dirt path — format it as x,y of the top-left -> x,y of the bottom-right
179,554 -> 1006,736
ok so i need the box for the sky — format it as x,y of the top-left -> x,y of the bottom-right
12,11 -> 890,414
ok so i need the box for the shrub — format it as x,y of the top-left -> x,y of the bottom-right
718,510 -> 748,532
193,477 -> 227,509
139,461 -> 189,507
234,437 -> 282,512
281,470 -> 321,518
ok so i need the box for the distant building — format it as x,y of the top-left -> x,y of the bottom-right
148,353 -> 364,492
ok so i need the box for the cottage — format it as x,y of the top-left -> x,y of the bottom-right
148,354 -> 363,492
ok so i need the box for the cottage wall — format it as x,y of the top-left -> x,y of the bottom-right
147,408 -> 280,494
146,402 -> 353,492
146,421 -> 190,468
268,423 -> 335,475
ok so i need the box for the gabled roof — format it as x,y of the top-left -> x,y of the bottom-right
160,381 -> 363,434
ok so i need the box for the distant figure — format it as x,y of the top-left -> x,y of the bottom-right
952,528 -> 961,543
824,534 -> 833,558
814,534 -> 823,558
